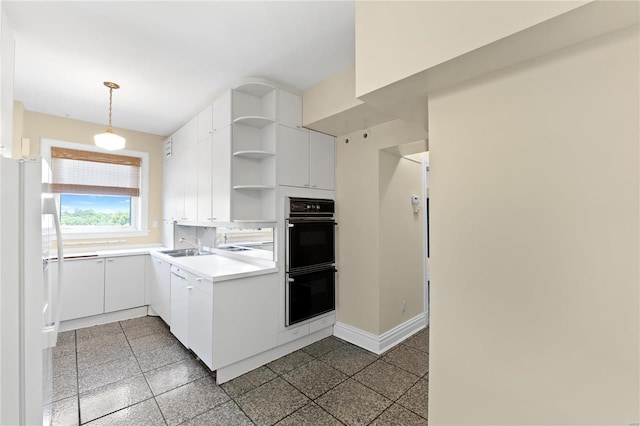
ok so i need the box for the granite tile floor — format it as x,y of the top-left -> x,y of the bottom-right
44,316 -> 429,425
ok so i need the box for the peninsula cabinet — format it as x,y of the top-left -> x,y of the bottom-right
146,256 -> 171,325
278,128 -> 335,190
169,266 -> 214,369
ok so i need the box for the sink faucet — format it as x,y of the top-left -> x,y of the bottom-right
179,237 -> 202,252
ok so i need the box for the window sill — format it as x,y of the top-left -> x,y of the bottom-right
61,229 -> 150,240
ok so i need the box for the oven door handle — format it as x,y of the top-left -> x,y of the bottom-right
287,218 -> 336,224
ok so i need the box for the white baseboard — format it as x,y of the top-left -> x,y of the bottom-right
59,306 -> 148,332
333,313 -> 427,355
216,326 -> 333,384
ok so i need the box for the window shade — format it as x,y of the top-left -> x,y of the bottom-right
50,147 -> 141,197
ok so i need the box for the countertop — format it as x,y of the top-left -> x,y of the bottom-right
51,245 -> 278,282
149,248 -> 277,282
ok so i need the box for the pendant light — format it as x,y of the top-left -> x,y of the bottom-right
94,81 -> 126,151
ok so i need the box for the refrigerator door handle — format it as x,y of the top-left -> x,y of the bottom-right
42,197 -> 63,348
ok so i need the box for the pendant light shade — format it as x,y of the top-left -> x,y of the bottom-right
94,82 -> 126,151
94,130 -> 125,151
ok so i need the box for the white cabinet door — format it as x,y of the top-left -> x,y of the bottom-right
164,152 -> 185,221
278,90 -> 302,129
147,256 -> 171,325
170,267 -> 189,347
104,256 -> 145,313
211,126 -> 231,222
196,136 -> 214,222
213,274 -> 278,368
278,126 -> 309,188
183,145 -> 198,221
309,131 -> 336,190
188,276 -> 213,369
56,258 -> 105,321
197,103 -> 213,142
212,90 -> 232,132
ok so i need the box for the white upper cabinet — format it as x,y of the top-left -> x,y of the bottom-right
309,131 -> 336,190
172,117 -> 198,153
211,126 -> 231,222
197,135 -> 214,222
197,104 -> 213,142
278,126 -> 310,188
278,90 -> 302,129
163,152 -> 185,221
183,144 -> 198,221
212,90 -> 232,131
278,128 -> 335,190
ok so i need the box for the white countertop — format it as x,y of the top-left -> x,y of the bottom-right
52,245 -> 278,282
150,249 -> 278,282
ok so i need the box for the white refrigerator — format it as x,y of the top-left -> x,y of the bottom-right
0,156 -> 64,426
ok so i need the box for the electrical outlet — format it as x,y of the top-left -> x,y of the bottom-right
402,300 -> 407,313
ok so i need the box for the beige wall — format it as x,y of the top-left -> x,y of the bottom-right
336,119 -> 427,335
428,26 -> 639,424
379,152 -> 423,332
21,111 -> 165,248
336,127 -> 380,333
302,64 -> 396,136
354,0 -> 588,98
303,64 -> 360,127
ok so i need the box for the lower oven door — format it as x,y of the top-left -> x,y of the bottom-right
286,267 -> 336,327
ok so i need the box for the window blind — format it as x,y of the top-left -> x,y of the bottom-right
50,147 -> 141,197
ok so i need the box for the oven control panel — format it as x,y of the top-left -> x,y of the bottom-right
288,198 -> 334,216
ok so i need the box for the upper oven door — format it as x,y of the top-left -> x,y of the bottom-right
286,218 -> 335,271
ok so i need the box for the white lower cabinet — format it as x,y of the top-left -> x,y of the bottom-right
104,255 -> 145,313
147,256 -> 171,325
277,313 -> 336,345
55,254 -> 146,322
213,273 -> 278,368
188,276 -> 213,368
170,266 -> 189,347
55,258 -> 105,322
169,266 -> 214,369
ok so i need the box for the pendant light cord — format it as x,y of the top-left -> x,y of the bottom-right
107,87 -> 113,132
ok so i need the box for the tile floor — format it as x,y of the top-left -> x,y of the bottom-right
44,316 -> 428,425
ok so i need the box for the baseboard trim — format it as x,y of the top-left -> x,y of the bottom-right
333,313 -> 427,355
59,306 -> 148,332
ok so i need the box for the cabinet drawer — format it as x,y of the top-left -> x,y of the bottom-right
309,312 -> 336,334
277,323 -> 309,345
190,275 -> 213,296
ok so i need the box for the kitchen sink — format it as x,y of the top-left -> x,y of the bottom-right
159,248 -> 214,257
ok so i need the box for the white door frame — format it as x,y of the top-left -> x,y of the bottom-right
422,158 -> 429,324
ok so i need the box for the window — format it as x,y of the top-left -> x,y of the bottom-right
42,139 -> 149,238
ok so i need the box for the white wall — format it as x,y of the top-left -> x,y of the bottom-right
428,26 -> 639,424
0,5 -> 15,156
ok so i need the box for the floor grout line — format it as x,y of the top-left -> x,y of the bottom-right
49,319 -> 428,425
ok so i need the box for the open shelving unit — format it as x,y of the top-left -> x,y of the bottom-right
230,81 -> 278,222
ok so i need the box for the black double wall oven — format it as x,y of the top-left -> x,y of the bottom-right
285,198 -> 336,327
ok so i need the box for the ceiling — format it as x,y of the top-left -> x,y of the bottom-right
3,1 -> 355,137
